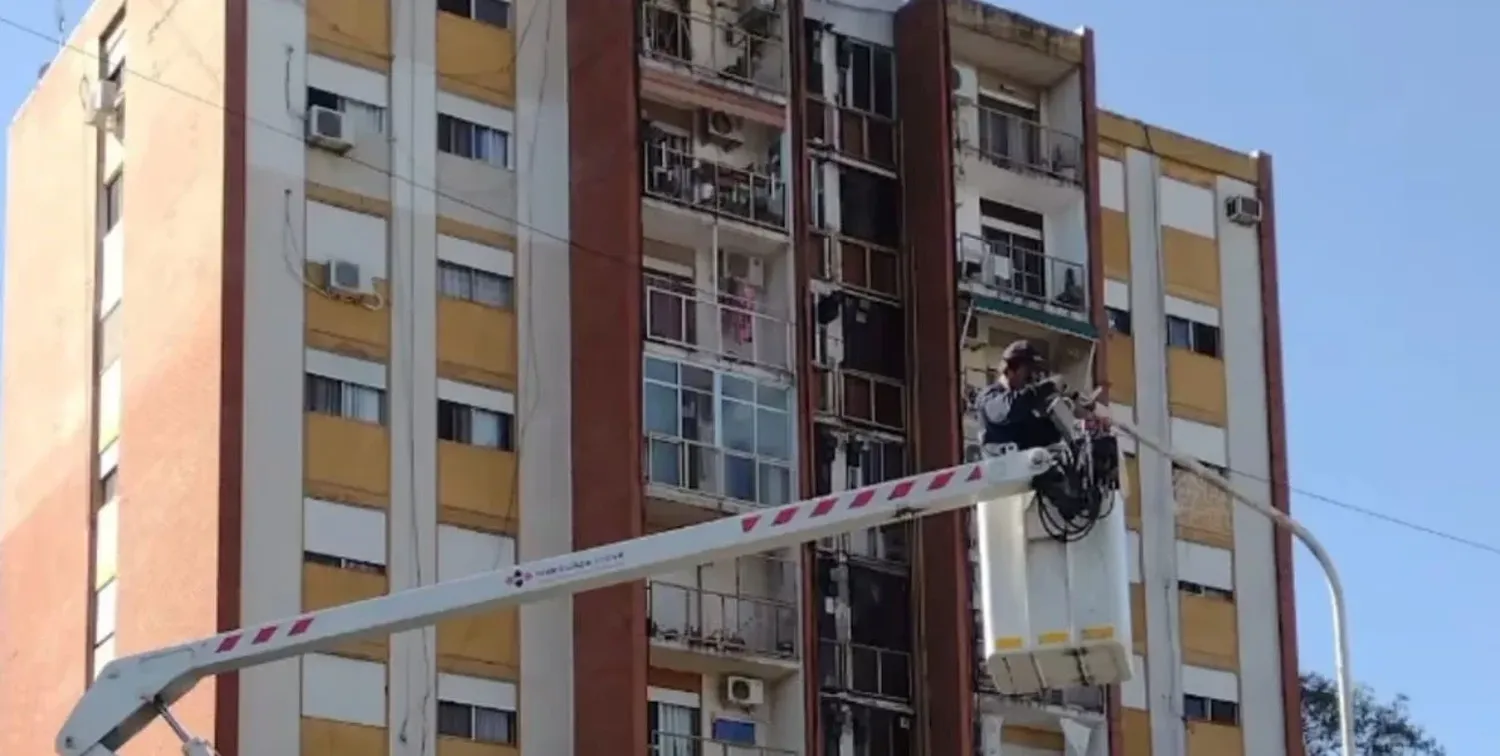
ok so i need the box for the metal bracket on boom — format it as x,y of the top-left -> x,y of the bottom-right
58,449 -> 1061,756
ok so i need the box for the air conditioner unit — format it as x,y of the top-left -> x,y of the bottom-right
85,80 -> 120,127
306,105 -> 353,153
1225,195 -> 1262,226
702,109 -> 742,143
328,259 -> 368,294
722,675 -> 765,707
950,64 -> 978,102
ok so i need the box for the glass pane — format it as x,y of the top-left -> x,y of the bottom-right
724,453 -> 757,502
758,463 -> 791,506
719,398 -> 755,453
687,443 -> 721,494
756,382 -> 790,411
681,389 -> 715,442
681,364 -> 714,392
649,439 -> 683,487
645,357 -> 678,383
720,374 -> 754,402
644,384 -> 680,436
755,407 -> 789,460
436,701 -> 472,738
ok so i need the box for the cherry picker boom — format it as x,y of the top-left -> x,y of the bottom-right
57,443 -> 1134,756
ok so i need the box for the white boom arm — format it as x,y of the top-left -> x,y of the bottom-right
58,448 -> 1057,756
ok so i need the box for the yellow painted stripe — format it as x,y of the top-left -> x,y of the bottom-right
1081,625 -> 1115,641
1037,630 -> 1070,645
994,636 -> 1025,650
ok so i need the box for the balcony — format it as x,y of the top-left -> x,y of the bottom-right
647,578 -> 800,678
819,640 -> 912,702
643,138 -> 788,245
806,230 -> 902,302
806,99 -> 897,171
651,733 -> 797,756
644,356 -> 795,525
957,233 -> 1093,337
955,103 -> 1084,213
638,0 -> 786,103
644,275 -> 793,374
811,365 -> 906,434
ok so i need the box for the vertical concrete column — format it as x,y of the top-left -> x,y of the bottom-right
567,0 -> 646,754
894,3 -> 972,756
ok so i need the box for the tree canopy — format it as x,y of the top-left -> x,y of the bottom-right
1301,672 -> 1444,756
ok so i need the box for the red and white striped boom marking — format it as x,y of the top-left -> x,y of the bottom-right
739,462 -> 985,534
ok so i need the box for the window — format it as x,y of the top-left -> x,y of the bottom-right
1107,307 -> 1132,335
851,704 -> 912,756
438,113 -> 511,169
305,374 -> 387,424
305,551 -> 386,575
836,36 -> 895,118
1179,580 -> 1233,601
438,261 -> 514,308
436,700 -> 516,744
838,168 -> 900,247
99,468 -> 118,505
643,357 -> 794,506
437,0 -> 510,28
102,172 -> 123,232
648,701 -> 700,756
306,86 -> 386,134
1183,694 -> 1239,725
1165,315 -> 1221,358
438,400 -> 514,450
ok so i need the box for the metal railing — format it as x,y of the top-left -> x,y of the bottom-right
637,0 -> 786,96
643,140 -> 787,230
806,99 -> 897,169
644,276 -> 793,372
961,104 -> 1082,185
806,229 -> 902,301
644,434 -> 794,507
819,639 -> 912,701
650,732 -> 798,756
956,233 -> 1089,319
811,365 -> 907,433
648,582 -> 799,659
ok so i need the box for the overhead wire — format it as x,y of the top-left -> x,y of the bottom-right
5,11 -> 1496,570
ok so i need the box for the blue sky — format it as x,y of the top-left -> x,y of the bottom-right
1,0 -> 1494,752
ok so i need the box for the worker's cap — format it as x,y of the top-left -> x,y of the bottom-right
1000,340 -> 1045,368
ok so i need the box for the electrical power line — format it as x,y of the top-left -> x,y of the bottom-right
3,12 -> 1495,561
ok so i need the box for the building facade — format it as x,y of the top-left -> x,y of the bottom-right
0,1 -> 1300,756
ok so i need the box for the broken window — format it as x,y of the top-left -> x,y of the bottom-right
852,705 -> 913,756
839,168 -> 901,248
848,564 -> 911,650
818,291 -> 904,381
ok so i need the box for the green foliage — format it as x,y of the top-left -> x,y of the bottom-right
1301,672 -> 1444,756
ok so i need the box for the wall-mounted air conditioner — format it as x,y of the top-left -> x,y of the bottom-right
702,109 -> 743,144
307,105 -> 353,154
85,79 -> 120,128
328,259 -> 368,295
951,64 -> 979,103
1225,195 -> 1262,226
721,675 -> 765,707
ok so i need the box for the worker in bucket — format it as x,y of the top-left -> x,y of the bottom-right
974,339 -> 1109,457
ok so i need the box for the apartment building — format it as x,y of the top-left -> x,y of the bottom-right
0,1 -> 1298,756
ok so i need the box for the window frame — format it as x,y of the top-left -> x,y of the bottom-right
437,113 -> 513,169
436,699 -> 517,744
1106,306 -> 1132,335
437,260 -> 515,309
1165,315 -> 1222,358
304,373 -> 388,425
437,399 -> 516,451
102,172 -> 123,233
437,0 -> 511,29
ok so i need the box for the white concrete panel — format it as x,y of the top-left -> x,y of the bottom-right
438,378 -> 516,414
92,636 -> 116,680
648,686 -> 702,708
1165,295 -> 1220,328
1099,157 -> 1126,212
437,91 -> 516,134
1121,654 -> 1148,709
386,0 -> 441,754
1126,530 -> 1142,583
439,234 -> 515,277
307,200 -> 389,277
437,525 -> 517,580
1176,541 -> 1233,591
1104,278 -> 1129,310
514,0 -> 574,752
1183,665 -> 1239,703
1124,147 -> 1185,755
95,499 -> 118,585
308,54 -> 390,108
100,225 -> 123,313
97,360 -> 121,448
304,498 -> 388,565
94,578 -> 118,643
1217,172 -> 1286,755
435,153 -> 519,229
239,3 -> 310,749
1158,177 -> 1216,238
302,654 -> 387,726
99,439 -> 119,476
439,673 -> 519,711
1169,417 -> 1228,468
306,348 -> 387,389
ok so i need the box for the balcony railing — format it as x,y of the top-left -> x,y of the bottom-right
645,434 -> 794,507
651,732 -> 798,756
812,365 -> 906,432
644,140 -> 787,230
644,276 -> 793,372
806,99 -> 897,169
819,639 -> 912,702
964,104 -> 1082,185
648,582 -> 799,659
806,230 -> 901,301
638,0 -> 786,97
957,233 -> 1088,321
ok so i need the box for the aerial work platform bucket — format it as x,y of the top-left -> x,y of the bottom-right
975,485 -> 1133,695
